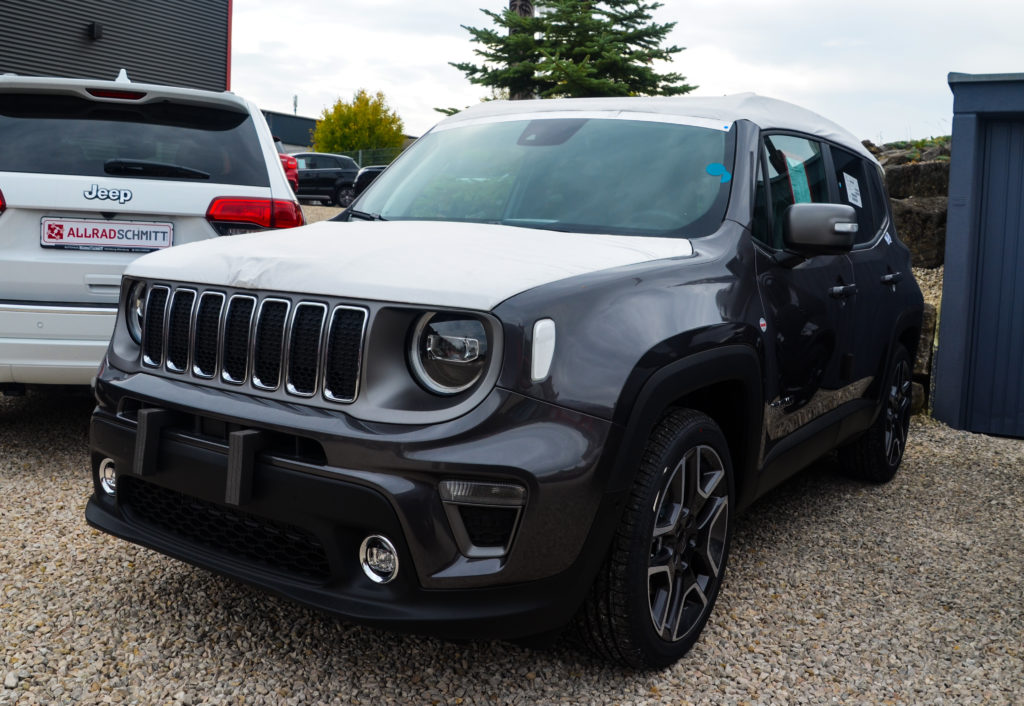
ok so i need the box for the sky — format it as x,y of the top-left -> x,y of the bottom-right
231,0 -> 1024,144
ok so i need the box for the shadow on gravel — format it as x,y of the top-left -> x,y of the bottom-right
0,386 -> 94,456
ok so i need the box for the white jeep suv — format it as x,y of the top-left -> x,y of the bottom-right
0,72 -> 302,389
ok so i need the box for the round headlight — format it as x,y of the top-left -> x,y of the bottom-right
125,280 -> 147,344
409,312 -> 489,395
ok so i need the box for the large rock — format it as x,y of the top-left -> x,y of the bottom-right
890,196 -> 947,268
914,302 -> 937,376
886,160 -> 950,199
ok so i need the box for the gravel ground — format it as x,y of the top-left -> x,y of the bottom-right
301,205 -> 342,225
2,388 -> 1022,704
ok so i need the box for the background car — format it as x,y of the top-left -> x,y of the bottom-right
274,137 -> 299,193
291,152 -> 359,206
0,72 -> 303,391
352,165 -> 386,197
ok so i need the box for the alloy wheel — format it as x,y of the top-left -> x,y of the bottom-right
885,359 -> 912,466
648,444 -> 729,642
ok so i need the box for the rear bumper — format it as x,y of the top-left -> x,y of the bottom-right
86,369 -> 626,638
0,303 -> 114,384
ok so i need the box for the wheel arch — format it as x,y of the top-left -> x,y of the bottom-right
607,344 -> 764,513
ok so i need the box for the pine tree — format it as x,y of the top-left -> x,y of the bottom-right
451,0 -> 693,100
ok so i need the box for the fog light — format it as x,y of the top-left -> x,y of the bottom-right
98,458 -> 117,495
359,535 -> 399,584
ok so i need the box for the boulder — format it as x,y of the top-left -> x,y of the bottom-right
911,381 -> 925,414
890,196 -> 947,268
885,160 -> 950,199
914,302 -> 937,376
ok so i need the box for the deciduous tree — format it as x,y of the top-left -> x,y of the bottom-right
312,89 -> 405,153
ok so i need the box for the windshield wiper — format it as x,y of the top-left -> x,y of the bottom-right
345,209 -> 386,221
104,159 -> 210,180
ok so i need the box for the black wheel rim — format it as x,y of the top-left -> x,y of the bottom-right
648,445 -> 728,643
885,359 -> 912,467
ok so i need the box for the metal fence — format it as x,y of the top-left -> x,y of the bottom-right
338,146 -> 404,167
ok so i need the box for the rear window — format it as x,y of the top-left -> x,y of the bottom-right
0,92 -> 269,186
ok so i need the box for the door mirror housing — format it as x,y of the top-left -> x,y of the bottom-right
783,203 -> 858,256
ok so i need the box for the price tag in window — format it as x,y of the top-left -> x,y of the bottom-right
843,172 -> 863,208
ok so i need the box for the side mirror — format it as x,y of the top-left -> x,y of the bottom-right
782,203 -> 858,256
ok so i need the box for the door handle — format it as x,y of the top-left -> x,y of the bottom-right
829,284 -> 858,299
880,272 -> 903,285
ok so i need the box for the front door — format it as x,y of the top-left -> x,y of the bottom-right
751,134 -> 860,460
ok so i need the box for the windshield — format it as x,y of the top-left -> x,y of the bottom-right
0,92 -> 269,186
356,117 -> 735,237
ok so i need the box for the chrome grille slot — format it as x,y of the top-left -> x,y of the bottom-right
287,303 -> 327,396
166,289 -> 196,373
221,295 -> 256,384
142,286 -> 169,368
323,306 -> 367,403
253,299 -> 290,390
192,292 -> 224,378
138,284 -> 367,405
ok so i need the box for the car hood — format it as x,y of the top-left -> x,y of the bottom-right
125,219 -> 694,310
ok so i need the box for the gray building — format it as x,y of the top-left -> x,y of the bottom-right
1,0 -> 230,91
933,72 -> 1024,438
263,111 -> 317,152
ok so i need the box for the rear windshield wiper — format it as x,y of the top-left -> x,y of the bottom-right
104,159 -> 210,180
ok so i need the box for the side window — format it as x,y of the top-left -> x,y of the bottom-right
830,147 -> 886,244
759,135 -> 829,249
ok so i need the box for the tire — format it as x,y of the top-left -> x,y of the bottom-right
333,185 -> 355,208
840,344 -> 912,483
576,409 -> 733,669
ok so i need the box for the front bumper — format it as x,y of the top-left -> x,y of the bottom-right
0,303 -> 114,384
87,369 -> 624,639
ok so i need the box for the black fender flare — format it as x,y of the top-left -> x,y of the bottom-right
606,344 -> 764,509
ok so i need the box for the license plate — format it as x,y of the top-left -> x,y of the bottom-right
41,217 -> 173,252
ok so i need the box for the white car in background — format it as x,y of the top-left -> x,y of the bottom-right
0,72 -> 303,391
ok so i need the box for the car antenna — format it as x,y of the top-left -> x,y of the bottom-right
115,68 -> 131,83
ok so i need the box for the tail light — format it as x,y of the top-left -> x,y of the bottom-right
0,188 -> 5,214
206,197 -> 304,235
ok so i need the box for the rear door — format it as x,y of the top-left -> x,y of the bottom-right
828,145 -> 903,390
0,87 -> 273,306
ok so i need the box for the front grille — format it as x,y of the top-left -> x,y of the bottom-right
119,477 -> 330,581
287,303 -> 326,396
166,289 -> 196,372
253,299 -> 288,389
141,284 -> 367,404
222,296 -> 255,384
192,292 -> 224,378
142,286 -> 169,366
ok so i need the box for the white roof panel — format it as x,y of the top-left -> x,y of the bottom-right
441,94 -> 876,163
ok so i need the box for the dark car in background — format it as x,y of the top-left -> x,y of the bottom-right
352,165 -> 386,197
292,152 -> 359,207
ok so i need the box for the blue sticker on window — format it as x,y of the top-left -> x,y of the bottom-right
706,163 -> 732,183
